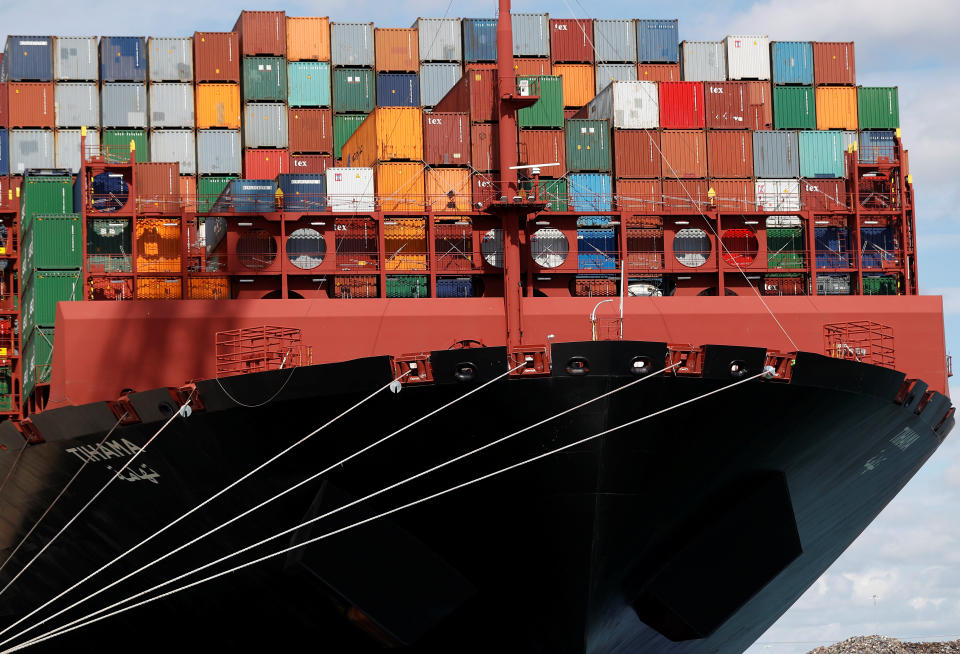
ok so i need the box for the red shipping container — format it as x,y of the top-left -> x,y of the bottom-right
762,275 -> 805,296
662,179 -> 709,214
706,131 -> 753,178
813,42 -> 855,86
7,83 -> 54,129
234,10 -> 287,56
472,173 -> 499,207
709,179 -> 755,213
433,64 -> 497,123
0,83 -> 7,128
616,179 -> 661,211
513,58 -> 551,77
637,64 -> 680,82
660,130 -> 707,179
801,178 -> 847,212
0,177 -> 21,213
423,112 -> 470,166
244,149 -> 290,178
518,129 -> 565,174
194,33 -> 241,83
180,175 -> 197,213
135,162 -> 180,213
704,81 -> 749,129
613,130 -> 661,178
471,123 -> 499,172
550,19 -> 593,63
659,82 -> 705,129
288,108 -> 332,154
745,81 -> 772,131
290,154 -> 333,174
563,108 -> 579,120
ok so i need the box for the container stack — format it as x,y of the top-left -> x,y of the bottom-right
148,36 -> 195,213
331,21 -> 375,163
416,17 -> 463,109
99,35 -> 149,169
53,37 -> 99,174
3,36 -> 56,175
286,15 -> 334,178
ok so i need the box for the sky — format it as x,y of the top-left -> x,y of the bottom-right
2,0 -> 959,651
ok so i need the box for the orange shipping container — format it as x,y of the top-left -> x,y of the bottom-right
179,175 -> 197,213
614,130 -> 661,178
552,64 -> 594,108
136,218 -> 181,273
662,179 -> 709,214
706,130 -> 753,178
616,179 -> 661,211
637,64 -> 680,82
195,83 -> 242,129
471,123 -> 499,172
375,28 -> 418,73
136,277 -> 183,299
341,107 -> 423,167
425,167 -> 472,212
374,162 -> 425,211
286,17 -> 330,61
8,82 -> 54,128
384,217 -> 427,270
709,179 -> 755,213
188,276 -> 231,299
815,86 -> 858,130
660,130 -> 707,179
513,58 -> 551,77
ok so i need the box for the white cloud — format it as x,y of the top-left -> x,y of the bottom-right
843,568 -> 901,604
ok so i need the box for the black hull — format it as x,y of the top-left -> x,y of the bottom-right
0,342 -> 953,653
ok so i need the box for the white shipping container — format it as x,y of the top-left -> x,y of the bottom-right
419,63 -> 462,106
585,81 -> 658,129
55,82 -> 99,127
595,63 -> 637,94
512,13 -> 549,57
149,83 -> 195,128
593,19 -> 637,63
326,167 -> 374,212
196,129 -> 241,176
10,129 -> 55,174
755,179 -> 800,211
243,103 -> 288,148
101,83 -> 148,128
414,18 -> 462,62
54,36 -> 98,81
724,35 -> 770,80
681,41 -> 726,82
56,128 -> 99,173
150,129 -> 196,174
331,23 -> 375,67
148,37 -> 193,82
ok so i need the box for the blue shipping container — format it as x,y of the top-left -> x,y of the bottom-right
0,130 -> 7,176
213,179 -> 276,213
287,62 -> 331,107
815,226 -> 850,269
376,73 -> 420,107
578,228 -> 617,269
568,173 -> 612,212
799,130 -> 844,178
462,19 -> 497,62
86,172 -> 129,213
861,227 -> 896,268
859,130 -> 895,164
771,41 -> 813,85
276,174 -> 326,212
2,36 -> 54,81
635,20 -> 679,63
100,37 -> 148,82
437,277 -> 476,297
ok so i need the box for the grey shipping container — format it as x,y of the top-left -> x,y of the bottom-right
196,129 -> 242,176
54,37 -> 99,81
10,129 -> 56,174
594,19 -> 636,63
512,13 -> 549,57
148,37 -> 193,82
419,63 -> 462,106
414,18 -> 462,62
149,83 -> 195,128
681,41 -> 726,82
101,83 -> 148,128
595,63 -> 637,94
55,82 -> 100,127
753,130 -> 799,178
243,103 -> 288,148
55,129 -> 100,173
331,23 -> 375,68
150,129 -> 196,174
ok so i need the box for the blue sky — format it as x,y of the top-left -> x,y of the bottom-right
2,0 -> 958,650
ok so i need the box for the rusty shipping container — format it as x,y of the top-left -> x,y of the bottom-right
707,130 -> 753,178
288,108 -> 332,154
801,178 -> 847,211
659,82 -> 705,129
704,81 -> 750,129
518,129 -> 566,174
180,176 -> 197,213
709,179 -> 755,212
425,167 -> 472,211
375,28 -> 419,73
745,81 -> 773,130
637,64 -> 680,82
471,123 -> 499,172
196,83 -> 241,129
615,179 -> 661,211
341,107 -> 423,167
8,82 -> 54,128
194,33 -> 240,83
286,17 -> 330,61
0,83 -> 7,127
813,42 -> 855,86
815,86 -> 858,130
660,130 -> 707,179
374,161 -> 425,211
613,130 -> 661,178
550,18 -> 593,63
290,154 -> 333,174
135,162 -> 180,213
432,64 -> 496,122
552,64 -> 594,108
234,10 -> 286,56
662,179 -> 709,214
422,112 -> 469,166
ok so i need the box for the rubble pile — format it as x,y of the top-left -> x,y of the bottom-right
810,636 -> 960,654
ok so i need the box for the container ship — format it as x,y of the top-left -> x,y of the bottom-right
0,1 -> 953,652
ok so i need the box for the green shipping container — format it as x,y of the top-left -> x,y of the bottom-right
767,227 -> 804,268
19,175 -> 73,235
288,61 -> 331,107
386,275 -> 428,298
196,176 -> 238,213
102,129 -> 149,163
22,215 -> 83,286
518,76 -> 564,128
0,367 -> 11,411
565,119 -> 611,172
22,327 -> 54,402
334,114 -> 367,159
243,57 -> 288,102
857,87 -> 899,129
521,178 -> 568,211
333,68 -> 375,113
773,86 -> 816,130
22,270 -> 81,337
863,275 -> 898,295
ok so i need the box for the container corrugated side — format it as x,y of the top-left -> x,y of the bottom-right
771,42 -> 812,85
102,128 -> 148,162
331,23 -> 374,68
327,167 -> 374,212
243,56 -> 287,102
99,37 -> 147,82
9,129 -> 55,174
233,10 -> 286,56
517,75 -> 563,128
858,130 -> 895,164
277,173 -> 326,211
414,18 -> 462,62
334,114 -> 367,159
552,64 -> 594,108
376,74 -> 420,107
197,176 -> 237,212
746,81 -> 773,130
613,129 -> 660,178
286,17 -> 330,61
550,19 -> 593,64
424,167 -> 471,211
857,87 -> 899,129
423,112 -> 469,166
681,41 -> 726,82
512,14 -> 549,57
798,130 -> 844,178
813,42 -> 855,86
595,63 -> 637,94
0,129 -> 7,176
22,271 -> 80,335
342,107 -> 423,167
54,37 -> 98,81
706,130 -> 752,178
149,37 -> 193,82
287,61 -> 331,107
773,86 -> 815,129
100,83 -> 147,128
471,123 -> 499,172
518,129 -> 565,174
149,83 -> 195,128
565,119 -> 611,172
193,32 -> 240,83
288,108 -> 332,154
568,173 -> 612,212
22,327 -> 54,401
593,19 -> 636,63
243,103 -> 289,148
755,179 -> 800,211
375,28 -> 419,72
753,130 -> 800,178
419,63 -> 462,107
150,129 -> 196,175
3,36 -> 53,81
197,130 -> 242,175
636,20 -> 679,63
8,82 -> 54,128
723,35 -> 770,80
55,129 -> 99,173
815,86 -> 857,130
432,63 -> 496,122
658,82 -> 704,129
333,68 -> 375,113
54,82 -> 99,127
660,130 -> 707,178
134,162 -> 180,213
463,19 -> 497,63
22,214 -> 81,279
704,81 -> 748,129
637,63 -> 680,82
196,83 -> 241,128
585,80 -> 658,129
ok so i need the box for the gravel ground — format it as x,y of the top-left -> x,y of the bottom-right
809,635 -> 960,654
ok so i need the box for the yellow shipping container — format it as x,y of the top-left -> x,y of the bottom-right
384,218 -> 427,270
196,83 -> 242,129
424,167 -> 472,212
286,17 -> 331,61
816,86 -> 858,130
375,162 -> 425,212
341,107 -> 424,167
136,277 -> 183,300
552,64 -> 595,108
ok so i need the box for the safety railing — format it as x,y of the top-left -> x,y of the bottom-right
824,321 -> 895,369
216,326 -> 312,378
87,254 -> 134,273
